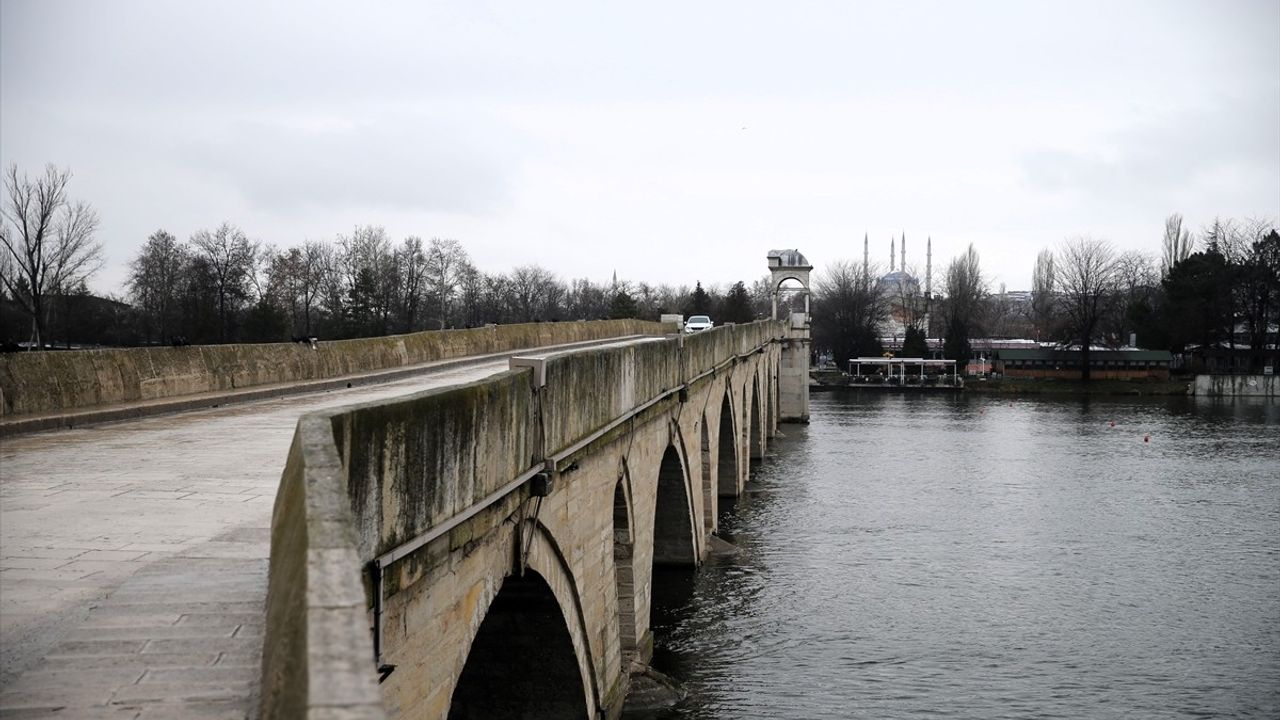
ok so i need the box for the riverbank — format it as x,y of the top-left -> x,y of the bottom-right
963,377 -> 1190,396
811,370 -> 1193,396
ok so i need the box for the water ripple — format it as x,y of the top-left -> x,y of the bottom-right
648,394 -> 1280,719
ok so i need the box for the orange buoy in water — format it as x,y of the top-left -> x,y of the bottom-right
1144,434 -> 1150,443
1109,420 -> 1116,428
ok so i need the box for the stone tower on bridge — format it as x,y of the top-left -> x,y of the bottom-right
767,249 -> 811,423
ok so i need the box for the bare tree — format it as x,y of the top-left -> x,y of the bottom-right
481,271 -> 511,323
1203,217 -> 1247,263
455,261 -> 486,327
396,236 -> 428,331
1236,219 -> 1280,370
508,265 -> 562,322
1031,248 -> 1055,341
336,225 -> 396,336
890,263 -> 928,334
941,244 -> 986,364
1161,213 -> 1193,278
811,259 -> 888,367
191,222 -> 257,342
316,242 -> 346,332
297,240 -> 328,335
127,229 -> 188,343
424,237 -> 467,329
266,240 -> 328,336
566,277 -> 608,320
1109,250 -> 1158,346
0,164 -> 103,347
1055,237 -> 1119,380
985,282 -> 1018,338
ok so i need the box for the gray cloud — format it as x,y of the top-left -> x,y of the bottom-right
181,115 -> 513,215
3,0 -> 1277,294
1019,89 -> 1280,215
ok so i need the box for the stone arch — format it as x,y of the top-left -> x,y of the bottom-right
448,569 -> 590,720
652,443 -> 697,566
716,390 -> 739,498
699,410 -> 716,535
612,471 -> 638,658
773,275 -> 807,292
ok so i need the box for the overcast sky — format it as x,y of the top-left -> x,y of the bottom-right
3,0 -> 1277,295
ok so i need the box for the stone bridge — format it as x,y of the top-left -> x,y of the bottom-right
262,319 -> 810,718
1,251 -> 815,719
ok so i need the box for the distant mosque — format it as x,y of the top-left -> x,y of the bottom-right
863,232 -> 932,340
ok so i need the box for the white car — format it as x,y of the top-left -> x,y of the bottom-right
684,315 -> 714,333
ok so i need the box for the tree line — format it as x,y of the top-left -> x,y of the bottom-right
811,214 -> 1280,377
122,224 -> 765,346
6,163 -> 1276,371
1,164 -> 768,348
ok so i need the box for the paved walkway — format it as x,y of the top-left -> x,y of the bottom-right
0,339 -> 651,719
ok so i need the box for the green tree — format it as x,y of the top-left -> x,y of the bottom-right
609,289 -> 638,319
241,296 -> 288,342
901,326 -> 928,359
1162,250 -> 1232,355
684,281 -> 712,317
720,281 -> 754,324
1236,228 -> 1280,370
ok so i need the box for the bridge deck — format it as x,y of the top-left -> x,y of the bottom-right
0,337 -> 655,719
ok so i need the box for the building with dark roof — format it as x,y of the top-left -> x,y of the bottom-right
993,348 -> 1173,380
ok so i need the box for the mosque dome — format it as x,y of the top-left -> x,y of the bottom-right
878,270 -> 921,299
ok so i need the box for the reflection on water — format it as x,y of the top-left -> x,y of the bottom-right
647,392 -> 1280,719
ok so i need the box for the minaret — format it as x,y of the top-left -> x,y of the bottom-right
863,233 -> 869,274
890,237 -> 896,272
926,237 -> 932,298
901,233 -> 907,272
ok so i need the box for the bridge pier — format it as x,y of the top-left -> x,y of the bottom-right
778,316 -> 811,423
768,249 -> 812,423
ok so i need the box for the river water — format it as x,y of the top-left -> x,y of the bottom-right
649,392 -> 1280,719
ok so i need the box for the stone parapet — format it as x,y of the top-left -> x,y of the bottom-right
261,416 -> 386,720
0,319 -> 666,417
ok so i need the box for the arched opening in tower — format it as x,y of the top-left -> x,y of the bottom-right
448,571 -> 589,720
